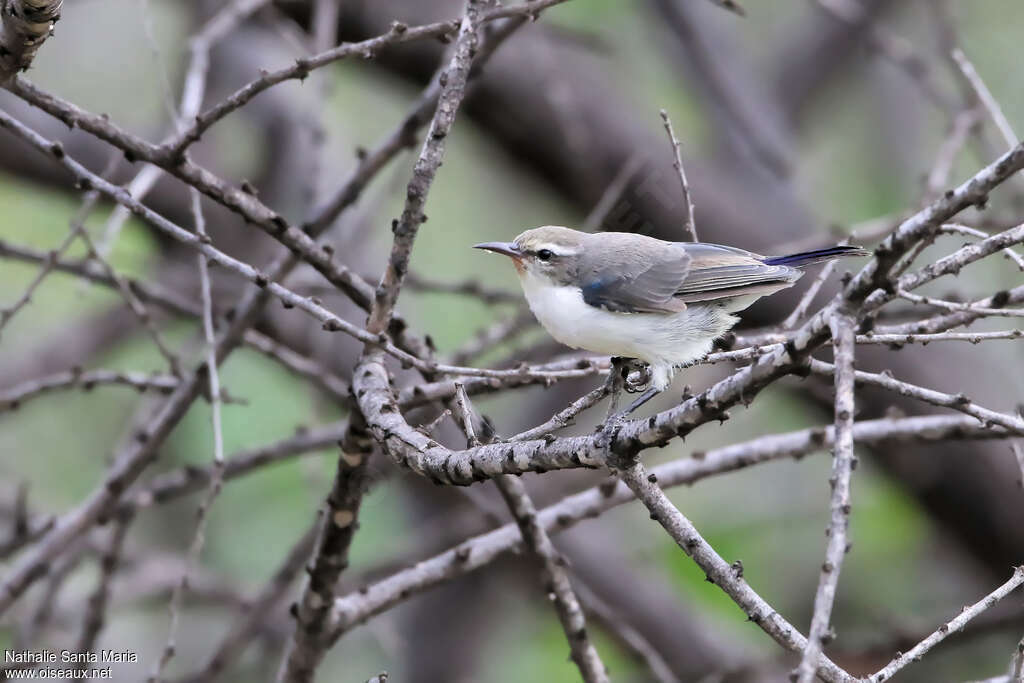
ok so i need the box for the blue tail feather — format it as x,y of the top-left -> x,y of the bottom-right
763,245 -> 869,268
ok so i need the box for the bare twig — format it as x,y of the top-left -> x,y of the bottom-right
76,511 -> 133,652
0,369 -> 178,413
0,108 -> 613,385
446,308 -> 536,366
417,408 -> 452,437
493,474 -> 610,683
74,219 -> 185,378
796,312 -> 857,682
941,223 -> 1024,271
897,289 -> 1024,318
572,580 -> 681,683
193,188 -> 223,470
925,109 -> 981,201
0,510 -> 53,561
865,567 -> 1024,682
859,329 -> 1023,346
812,0 -> 955,111
872,219 -> 1024,298
122,423 -> 343,514
0,184 -> 104,335
299,0 -> 339,211
164,0 -> 574,157
808,360 -> 1024,435
951,48 -> 1020,153
13,536 -> 89,652
364,1 -> 483,337
148,188 -> 227,683
12,482 -> 29,543
0,236 -> 203,317
276,420 -> 374,683
453,383 -> 609,683
93,0 -> 272,262
182,521 -> 319,683
329,413 -> 1005,641
877,287 -> 1024,337
617,461 -> 853,682
782,256 -> 842,329
659,109 -> 698,241
509,381 -> 614,442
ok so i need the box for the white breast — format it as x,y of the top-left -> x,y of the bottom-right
517,270 -> 740,390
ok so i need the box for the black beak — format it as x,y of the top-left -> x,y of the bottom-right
473,241 -> 522,259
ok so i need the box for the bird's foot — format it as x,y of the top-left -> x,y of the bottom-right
598,358 -> 660,458
610,357 -> 651,394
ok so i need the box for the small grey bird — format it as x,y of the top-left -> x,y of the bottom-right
475,226 -> 867,408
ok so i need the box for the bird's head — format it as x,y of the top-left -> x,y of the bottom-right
473,225 -> 586,285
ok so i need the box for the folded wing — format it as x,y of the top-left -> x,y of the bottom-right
579,237 -> 692,314
673,243 -> 799,304
577,239 -> 802,313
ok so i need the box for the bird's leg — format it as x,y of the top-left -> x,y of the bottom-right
604,357 -> 660,419
598,357 -> 654,458
618,354 -> 711,416
602,357 -> 629,418
609,355 -> 707,421
596,358 -> 628,447
620,387 -> 660,416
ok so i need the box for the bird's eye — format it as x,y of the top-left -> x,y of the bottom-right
537,249 -> 554,262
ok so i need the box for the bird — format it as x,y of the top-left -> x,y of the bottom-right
474,226 -> 868,414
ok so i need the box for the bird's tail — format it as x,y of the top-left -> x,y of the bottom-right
762,245 -> 869,268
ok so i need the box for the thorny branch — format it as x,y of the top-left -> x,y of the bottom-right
282,0 -> 488,680
276,422 -> 373,683
147,192 -> 225,682
325,413 -> 1009,634
659,109 -> 698,242
796,312 -> 858,682
866,567 -> 1024,682
453,384 -> 609,683
618,461 -> 852,683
